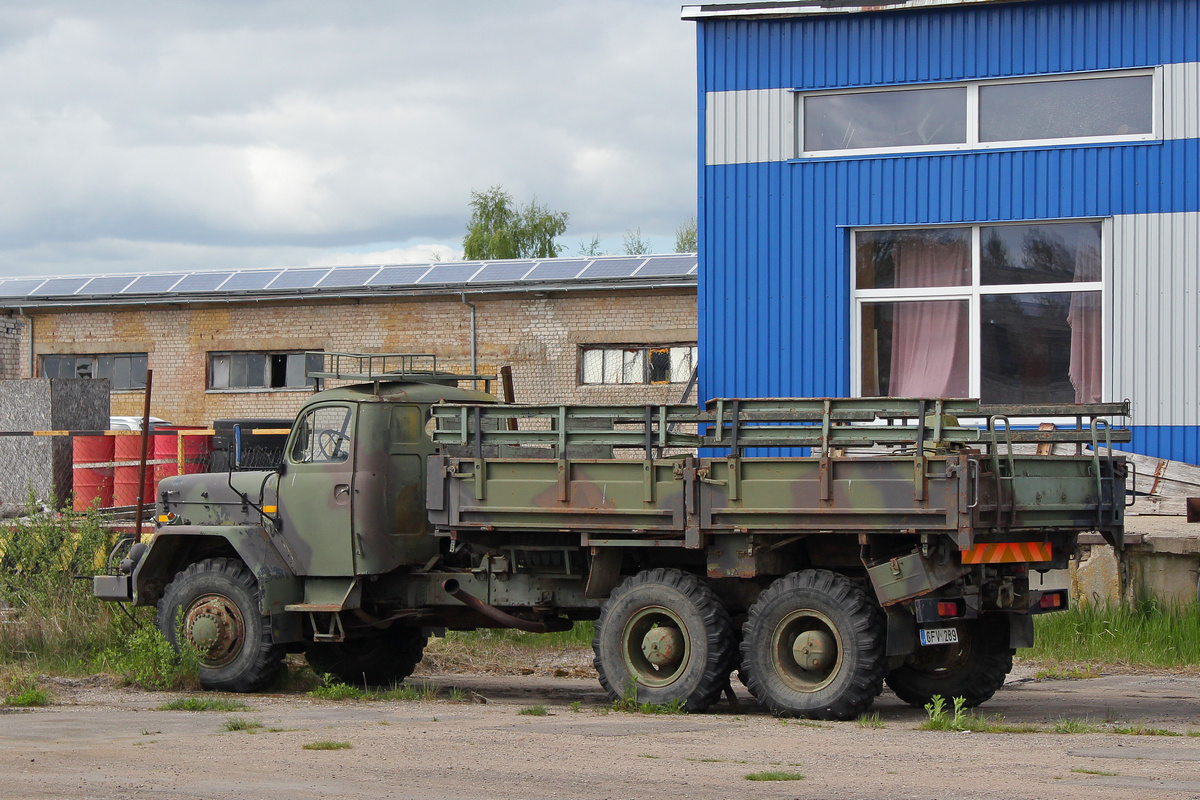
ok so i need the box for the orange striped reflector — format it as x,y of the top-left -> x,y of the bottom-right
961,542 -> 1052,564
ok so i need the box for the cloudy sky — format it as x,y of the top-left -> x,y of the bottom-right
0,2 -> 698,278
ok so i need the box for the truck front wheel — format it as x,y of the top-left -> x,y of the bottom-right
157,557 -> 285,692
740,570 -> 885,720
305,628 -> 428,687
593,568 -> 736,712
885,617 -> 1013,708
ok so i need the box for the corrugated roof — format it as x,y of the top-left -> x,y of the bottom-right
0,254 -> 698,310
681,0 -> 1016,19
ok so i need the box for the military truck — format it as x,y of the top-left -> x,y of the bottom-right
94,353 -> 1130,720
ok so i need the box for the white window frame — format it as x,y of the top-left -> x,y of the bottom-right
849,219 -> 1109,406
579,344 -> 698,386
797,67 -> 1160,158
207,350 -> 324,393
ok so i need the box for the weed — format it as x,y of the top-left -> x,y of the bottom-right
920,695 -> 1038,733
223,716 -> 262,733
744,771 -> 805,781
569,700 -> 582,713
610,683 -> 687,715
1071,768 -> 1118,776
157,697 -> 251,712
1110,724 -> 1182,737
372,681 -> 439,702
302,740 -> 352,750
308,674 -> 366,701
788,719 -> 829,729
519,705 -> 548,716
1051,718 -> 1102,734
687,758 -> 724,763
638,753 -> 660,759
102,613 -> 200,691
856,712 -> 884,729
1035,665 -> 1101,681
1188,731 -> 1200,738
447,687 -> 466,703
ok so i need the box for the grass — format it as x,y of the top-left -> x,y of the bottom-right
157,697 -> 252,712
920,695 -> 1039,733
222,716 -> 263,733
420,623 -> 595,676
1071,768 -> 1118,776
1030,601 -> 1200,669
1111,724 -> 1183,737
1051,718 -> 1103,734
302,740 -> 352,750
1035,664 -> 1102,681
609,683 -> 687,715
519,704 -> 548,716
856,712 -> 884,729
744,771 -> 805,782
3,674 -> 50,707
307,677 -> 452,703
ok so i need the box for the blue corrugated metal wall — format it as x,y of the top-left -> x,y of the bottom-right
697,0 -> 1200,463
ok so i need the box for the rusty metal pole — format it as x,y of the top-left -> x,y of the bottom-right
132,369 -> 153,540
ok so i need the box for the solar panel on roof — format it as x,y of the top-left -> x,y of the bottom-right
0,279 -> 47,297
319,267 -> 378,288
31,278 -> 90,296
578,258 -> 645,279
172,272 -> 234,292
221,271 -> 282,291
267,269 -> 328,290
78,276 -> 136,294
124,274 -> 185,293
633,255 -> 698,277
368,266 -> 428,286
523,260 -> 588,281
469,262 -> 534,283
418,264 -> 480,284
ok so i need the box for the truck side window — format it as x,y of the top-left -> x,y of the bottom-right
291,405 -> 353,464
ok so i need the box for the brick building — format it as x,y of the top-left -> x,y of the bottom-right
0,254 -> 698,426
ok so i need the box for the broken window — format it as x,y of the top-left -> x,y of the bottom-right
209,351 -> 323,390
580,345 -> 697,386
41,353 -> 147,390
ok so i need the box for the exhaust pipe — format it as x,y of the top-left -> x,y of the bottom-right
442,579 -> 572,633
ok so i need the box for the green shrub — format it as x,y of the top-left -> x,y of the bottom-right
103,622 -> 199,691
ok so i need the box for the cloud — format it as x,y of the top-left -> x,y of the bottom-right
0,2 -> 697,276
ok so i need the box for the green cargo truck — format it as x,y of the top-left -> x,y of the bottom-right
94,353 -> 1129,720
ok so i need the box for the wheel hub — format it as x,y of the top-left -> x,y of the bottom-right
792,629 -> 835,672
183,593 -> 246,668
641,625 -> 684,667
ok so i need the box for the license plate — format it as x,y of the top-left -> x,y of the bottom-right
919,627 -> 960,646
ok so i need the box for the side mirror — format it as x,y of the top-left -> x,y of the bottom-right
233,424 -> 242,470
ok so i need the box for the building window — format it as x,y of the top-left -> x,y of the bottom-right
853,221 -> 1103,405
800,70 -> 1155,156
209,351 -> 324,390
42,353 -> 147,390
580,345 -> 697,385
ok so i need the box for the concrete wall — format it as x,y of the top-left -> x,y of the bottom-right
0,378 -> 109,509
13,288 -> 697,426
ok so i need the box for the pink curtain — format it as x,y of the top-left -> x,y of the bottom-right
1068,292 -> 1102,403
888,238 -> 970,397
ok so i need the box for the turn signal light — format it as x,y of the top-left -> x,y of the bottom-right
157,513 -> 176,524
937,600 -> 962,618
1039,591 -> 1065,610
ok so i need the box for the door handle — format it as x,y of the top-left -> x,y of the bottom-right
334,484 -> 351,501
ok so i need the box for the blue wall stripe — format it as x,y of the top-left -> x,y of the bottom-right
1118,427 -> 1200,466
704,0 -> 1200,92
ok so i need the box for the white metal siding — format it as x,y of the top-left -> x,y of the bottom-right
1110,211 -> 1200,426
1164,62 -> 1200,140
705,88 -> 793,165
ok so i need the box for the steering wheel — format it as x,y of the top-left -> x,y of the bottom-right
316,429 -> 349,460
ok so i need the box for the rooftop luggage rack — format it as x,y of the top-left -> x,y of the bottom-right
307,352 -> 494,393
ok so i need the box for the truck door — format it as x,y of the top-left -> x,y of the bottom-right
277,402 -> 357,576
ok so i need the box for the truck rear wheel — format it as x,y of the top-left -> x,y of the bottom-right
740,570 -> 885,720
592,568 -> 735,712
885,617 -> 1013,708
157,557 -> 285,692
305,628 -> 428,687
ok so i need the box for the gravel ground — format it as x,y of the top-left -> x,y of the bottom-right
3,667 -> 1199,800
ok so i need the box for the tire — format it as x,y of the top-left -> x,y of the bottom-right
592,568 -> 736,712
885,616 -> 1013,708
305,628 -> 428,687
740,570 -> 886,720
157,557 -> 285,692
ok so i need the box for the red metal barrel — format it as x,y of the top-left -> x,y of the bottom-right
72,435 -> 114,511
112,434 -> 154,507
153,427 -> 212,485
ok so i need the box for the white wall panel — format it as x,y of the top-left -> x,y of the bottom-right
1110,211 -> 1200,426
1163,62 -> 1200,141
705,89 -> 793,165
